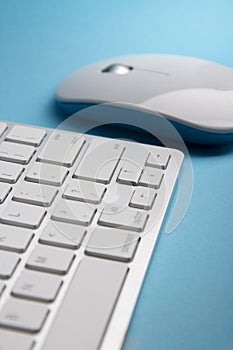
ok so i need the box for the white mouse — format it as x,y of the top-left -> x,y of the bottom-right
56,54 -> 233,144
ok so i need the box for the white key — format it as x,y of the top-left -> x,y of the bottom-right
51,199 -> 96,226
39,221 -> 86,249
0,298 -> 49,333
139,167 -> 164,189
0,329 -> 34,350
43,258 -> 127,350
0,281 -> 5,296
12,270 -> 62,302
122,145 -> 149,168
129,187 -> 157,210
0,225 -> 33,253
86,228 -> 139,262
0,142 -> 35,164
25,162 -> 68,186
37,131 -> 85,167
0,161 -> 24,183
13,182 -> 58,207
74,139 -> 125,184
0,122 -> 7,137
26,245 -> 74,275
146,149 -> 171,169
0,202 -> 46,229
0,251 -> 20,279
0,183 -> 11,203
6,125 -> 46,146
63,179 -> 106,204
117,163 -> 142,185
98,205 -> 148,232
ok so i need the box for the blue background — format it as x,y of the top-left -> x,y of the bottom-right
0,1 -> 233,349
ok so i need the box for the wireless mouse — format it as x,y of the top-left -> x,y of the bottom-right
56,54 -> 233,144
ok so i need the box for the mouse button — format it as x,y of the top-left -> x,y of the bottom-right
196,62 -> 233,90
142,88 -> 233,132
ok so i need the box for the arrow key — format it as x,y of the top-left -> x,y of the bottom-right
139,167 -> 164,189
117,163 -> 142,185
129,188 -> 157,210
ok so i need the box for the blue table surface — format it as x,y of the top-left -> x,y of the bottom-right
1,1 -> 233,349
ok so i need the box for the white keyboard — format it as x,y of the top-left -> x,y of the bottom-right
0,121 -> 183,350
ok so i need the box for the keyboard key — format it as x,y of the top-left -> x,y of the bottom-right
13,182 -> 58,207
12,270 -> 62,303
0,202 -> 46,229
6,125 -> 46,146
37,131 -> 85,167
98,205 -> 148,232
0,298 -> 48,333
42,258 -> 128,350
0,142 -> 35,164
25,162 -> 68,186
39,221 -> 85,250
0,251 -> 20,279
0,183 -> 11,203
117,163 -> 142,185
86,228 -> 139,262
0,122 -> 7,137
0,281 -> 5,296
0,161 -> 24,184
26,245 -> 74,275
129,187 -> 157,210
0,225 -> 33,253
63,179 -> 106,204
146,149 -> 171,169
139,167 -> 164,189
74,139 -> 125,184
122,145 -> 149,168
0,329 -> 34,350
51,199 -> 96,226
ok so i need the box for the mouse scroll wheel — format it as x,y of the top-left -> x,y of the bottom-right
101,64 -> 133,75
